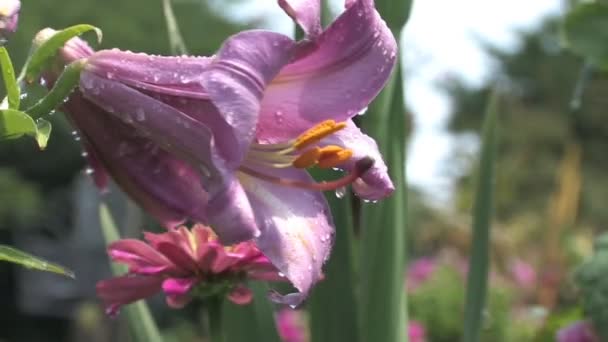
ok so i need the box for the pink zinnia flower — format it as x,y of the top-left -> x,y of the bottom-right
96,224 -> 283,316
408,320 -> 427,342
406,257 -> 436,291
276,309 -> 307,342
556,320 -> 599,342
509,259 -> 537,289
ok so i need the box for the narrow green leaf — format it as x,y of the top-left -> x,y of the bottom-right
0,244 -> 74,278
0,47 -> 19,109
562,2 -> 608,70
26,60 -> 85,118
462,89 -> 499,342
223,282 -> 282,342
22,24 -> 101,83
0,108 -> 37,140
359,62 -> 408,342
99,203 -> 164,342
309,181 -> 359,342
162,0 -> 189,55
35,118 -> 52,150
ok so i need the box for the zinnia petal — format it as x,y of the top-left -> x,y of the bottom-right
239,167 -> 334,306
257,0 -> 397,142
107,239 -> 174,275
96,276 -> 163,316
227,284 -> 254,305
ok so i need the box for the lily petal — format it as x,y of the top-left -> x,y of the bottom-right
278,0 -> 322,38
257,0 -> 397,142
239,167 -> 334,306
64,94 -> 209,228
200,30 -> 297,166
96,276 -> 163,316
320,120 -> 394,200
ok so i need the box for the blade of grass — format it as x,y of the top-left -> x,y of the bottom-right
462,89 -> 499,342
0,245 -> 74,278
99,203 -> 164,342
359,62 -> 409,342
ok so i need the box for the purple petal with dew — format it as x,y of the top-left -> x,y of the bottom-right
278,0 -> 321,38
257,0 -> 397,142
239,167 -> 334,306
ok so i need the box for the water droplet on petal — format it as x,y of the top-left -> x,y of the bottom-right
84,167 -> 94,175
135,108 -> 146,121
278,272 -> 285,278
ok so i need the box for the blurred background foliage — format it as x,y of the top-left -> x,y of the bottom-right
0,0 -> 607,341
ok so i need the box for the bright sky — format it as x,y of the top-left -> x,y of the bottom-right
230,0 -> 564,204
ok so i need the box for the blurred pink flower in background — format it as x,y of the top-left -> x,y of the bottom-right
96,224 -> 284,316
0,0 -> 19,42
408,320 -> 427,342
509,259 -> 537,289
556,320 -> 599,342
276,308 -> 307,342
406,257 -> 436,291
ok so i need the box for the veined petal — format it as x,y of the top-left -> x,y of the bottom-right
320,120 -> 393,200
96,276 -> 163,316
85,50 -> 212,99
239,167 -> 334,306
200,30 -> 297,163
257,0 -> 397,142
64,94 -> 209,228
108,239 -> 174,275
278,0 -> 321,38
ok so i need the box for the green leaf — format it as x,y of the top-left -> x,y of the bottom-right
562,2 -> 608,70
26,60 -> 85,118
22,24 -> 101,83
462,89 -> 499,342
35,118 -> 52,150
99,203 -> 164,342
0,108 -> 37,140
223,282 -> 282,342
359,61 -> 408,342
375,0 -> 413,32
0,244 -> 74,278
309,179 -> 360,342
0,47 -> 20,109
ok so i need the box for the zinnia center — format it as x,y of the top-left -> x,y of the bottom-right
239,120 -> 374,191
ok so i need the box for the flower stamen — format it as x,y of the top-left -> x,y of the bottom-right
293,120 -> 347,150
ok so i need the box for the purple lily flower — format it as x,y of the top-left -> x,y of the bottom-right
44,0 -> 397,306
0,0 -> 19,42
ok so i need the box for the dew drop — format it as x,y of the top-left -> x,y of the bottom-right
335,186 -> 347,199
274,110 -> 284,123
84,167 -> 94,175
278,272 -> 286,278
81,151 -> 88,157
135,108 -> 146,121
357,106 -> 368,116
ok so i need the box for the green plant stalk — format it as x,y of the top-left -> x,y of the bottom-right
309,185 -> 360,342
462,89 -> 499,342
0,47 -> 20,109
99,204 -> 164,342
223,282 -> 282,342
162,0 -> 189,55
208,296 -> 224,342
359,61 -> 408,342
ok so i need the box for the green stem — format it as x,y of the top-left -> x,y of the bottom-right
207,296 -> 224,342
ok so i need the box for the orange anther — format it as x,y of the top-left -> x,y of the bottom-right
292,147 -> 322,169
293,120 -> 347,150
317,147 -> 353,169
